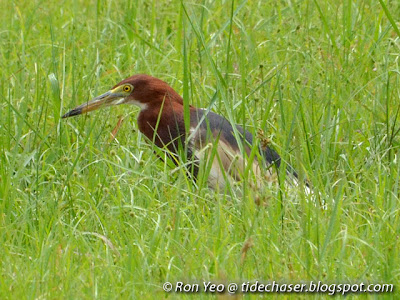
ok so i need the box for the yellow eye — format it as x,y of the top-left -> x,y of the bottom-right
123,85 -> 132,92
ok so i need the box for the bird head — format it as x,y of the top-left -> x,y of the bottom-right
62,74 -> 183,118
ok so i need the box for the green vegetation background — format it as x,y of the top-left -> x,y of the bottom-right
0,0 -> 399,298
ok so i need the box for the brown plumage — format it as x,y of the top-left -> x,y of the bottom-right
62,74 -> 304,191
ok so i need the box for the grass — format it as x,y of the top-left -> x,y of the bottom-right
0,0 -> 399,298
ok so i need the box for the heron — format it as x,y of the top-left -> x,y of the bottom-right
62,74 -> 308,193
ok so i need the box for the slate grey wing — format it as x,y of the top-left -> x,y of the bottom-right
186,108 -> 303,191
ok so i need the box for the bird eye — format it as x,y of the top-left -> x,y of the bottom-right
123,85 -> 131,92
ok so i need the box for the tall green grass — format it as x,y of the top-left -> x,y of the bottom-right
0,0 -> 399,298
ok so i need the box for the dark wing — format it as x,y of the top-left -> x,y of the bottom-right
189,108 -> 303,185
190,109 -> 280,164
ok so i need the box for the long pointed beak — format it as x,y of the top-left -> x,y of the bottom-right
62,88 -> 125,118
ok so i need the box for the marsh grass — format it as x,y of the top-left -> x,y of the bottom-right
0,0 -> 399,298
